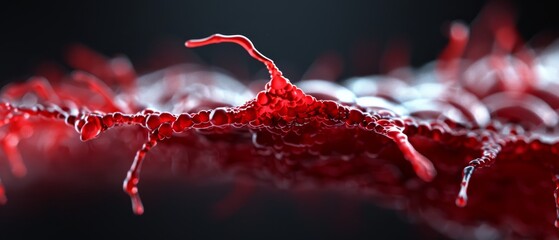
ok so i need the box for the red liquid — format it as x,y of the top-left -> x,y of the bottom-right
2,11 -> 559,240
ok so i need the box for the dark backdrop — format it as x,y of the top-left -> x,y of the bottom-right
0,0 -> 558,239
5,0 -> 559,83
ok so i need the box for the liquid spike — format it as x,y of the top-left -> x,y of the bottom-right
454,139 -> 501,207
185,34 -> 289,90
123,134 -> 158,215
384,129 -> 436,181
456,165 -> 475,207
397,140 -> 436,182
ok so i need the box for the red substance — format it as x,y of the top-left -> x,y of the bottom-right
2,8 -> 559,239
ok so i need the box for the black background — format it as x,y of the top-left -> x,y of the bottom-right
1,0 -> 559,239
4,0 -> 559,84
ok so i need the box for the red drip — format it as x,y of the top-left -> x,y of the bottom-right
456,165 -> 474,207
123,134 -> 158,215
455,138 -> 502,207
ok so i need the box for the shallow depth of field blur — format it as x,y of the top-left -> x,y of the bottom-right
1,0 -> 559,239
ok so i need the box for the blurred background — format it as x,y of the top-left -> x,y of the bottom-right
3,0 -> 558,84
0,0 -> 559,239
